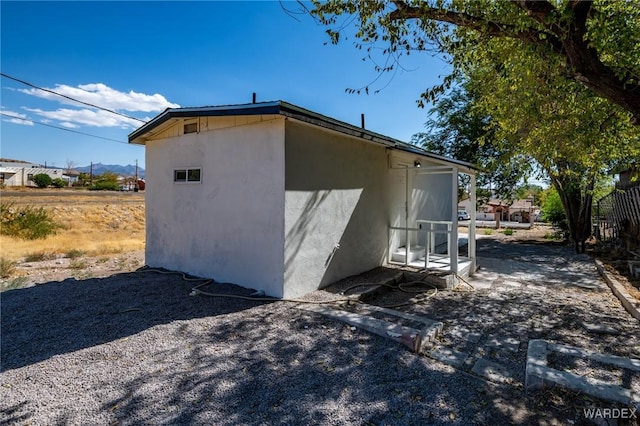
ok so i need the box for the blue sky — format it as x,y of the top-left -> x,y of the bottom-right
1,1 -> 451,169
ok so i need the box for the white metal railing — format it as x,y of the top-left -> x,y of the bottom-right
416,220 -> 454,271
389,219 -> 456,272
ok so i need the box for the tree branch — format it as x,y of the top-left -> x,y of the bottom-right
390,0 -> 640,124
389,1 -> 564,55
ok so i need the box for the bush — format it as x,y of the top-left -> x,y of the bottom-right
541,188 -> 567,227
0,257 -> 16,278
31,173 -> 53,188
89,181 -> 120,191
0,203 -> 60,240
65,249 -> 85,259
502,228 -> 514,236
24,252 -> 56,262
89,171 -> 120,191
52,178 -> 67,188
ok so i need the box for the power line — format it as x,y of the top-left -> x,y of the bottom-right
0,112 -> 133,145
0,72 -> 146,123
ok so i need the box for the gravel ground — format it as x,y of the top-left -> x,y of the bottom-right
2,234 -> 639,425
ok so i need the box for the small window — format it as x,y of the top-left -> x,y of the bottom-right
27,173 -> 34,181
174,168 -> 201,183
184,122 -> 198,134
187,169 -> 201,182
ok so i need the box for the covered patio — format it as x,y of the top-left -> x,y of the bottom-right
387,154 -> 477,278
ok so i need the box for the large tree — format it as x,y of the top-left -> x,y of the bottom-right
411,84 -> 531,204
308,0 -> 640,123
428,35 -> 639,252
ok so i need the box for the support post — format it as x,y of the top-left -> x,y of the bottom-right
405,166 -> 409,266
450,168 -> 458,274
469,173 -> 476,272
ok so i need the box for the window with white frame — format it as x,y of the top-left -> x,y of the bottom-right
174,168 -> 201,183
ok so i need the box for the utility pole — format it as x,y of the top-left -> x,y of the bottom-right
134,159 -> 139,192
90,162 -> 93,186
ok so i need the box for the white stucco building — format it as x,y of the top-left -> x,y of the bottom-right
0,160 -> 68,187
129,101 -> 477,298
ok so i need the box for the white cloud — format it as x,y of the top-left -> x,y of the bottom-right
19,82 -> 180,113
0,108 -> 33,126
24,107 -> 143,129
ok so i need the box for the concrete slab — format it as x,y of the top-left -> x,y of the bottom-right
525,340 -> 640,409
471,358 -> 515,384
356,304 -> 443,353
298,303 -> 443,354
448,326 -> 482,343
485,335 -> 520,352
595,259 -> 640,322
429,346 -> 469,368
581,322 -> 620,335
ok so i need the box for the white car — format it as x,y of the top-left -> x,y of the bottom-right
457,210 -> 470,221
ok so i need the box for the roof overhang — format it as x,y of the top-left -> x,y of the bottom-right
128,100 -> 477,174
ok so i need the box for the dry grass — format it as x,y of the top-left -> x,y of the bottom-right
0,190 -> 145,262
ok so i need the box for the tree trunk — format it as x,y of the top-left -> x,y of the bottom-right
552,176 -> 594,254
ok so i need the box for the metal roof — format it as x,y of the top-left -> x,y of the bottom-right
128,100 -> 477,173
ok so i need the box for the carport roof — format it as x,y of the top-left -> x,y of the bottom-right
128,100 -> 477,173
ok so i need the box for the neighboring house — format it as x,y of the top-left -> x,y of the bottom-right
129,101 -> 477,298
508,196 -> 539,223
0,160 -> 67,187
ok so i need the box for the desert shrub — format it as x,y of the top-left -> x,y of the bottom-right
31,173 -> 53,188
51,178 -> 67,188
483,229 -> 493,235
24,251 -> 56,262
0,202 -> 60,240
69,258 -> 88,269
503,228 -> 514,236
65,249 -> 86,259
0,257 -> 16,278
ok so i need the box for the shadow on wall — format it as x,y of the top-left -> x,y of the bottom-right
0,271 -> 272,372
284,189 -> 331,282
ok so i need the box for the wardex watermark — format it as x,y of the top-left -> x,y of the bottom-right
583,407 -> 637,419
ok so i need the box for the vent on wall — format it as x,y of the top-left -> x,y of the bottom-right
184,122 -> 198,134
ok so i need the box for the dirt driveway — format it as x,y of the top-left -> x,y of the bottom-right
1,234 -> 639,425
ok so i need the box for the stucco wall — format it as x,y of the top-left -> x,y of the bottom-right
283,120 -> 388,298
412,172 -> 454,251
145,116 -> 286,297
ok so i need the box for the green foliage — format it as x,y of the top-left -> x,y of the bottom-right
0,257 -> 16,278
308,0 -> 640,121
412,83 -> 532,203
0,203 -> 60,240
502,228 -> 514,236
31,173 -> 52,188
540,188 -> 567,229
51,178 -> 67,188
89,181 -> 119,191
76,172 -> 90,187
89,171 -> 120,191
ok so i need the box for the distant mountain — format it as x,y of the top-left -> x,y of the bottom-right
76,163 -> 145,178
